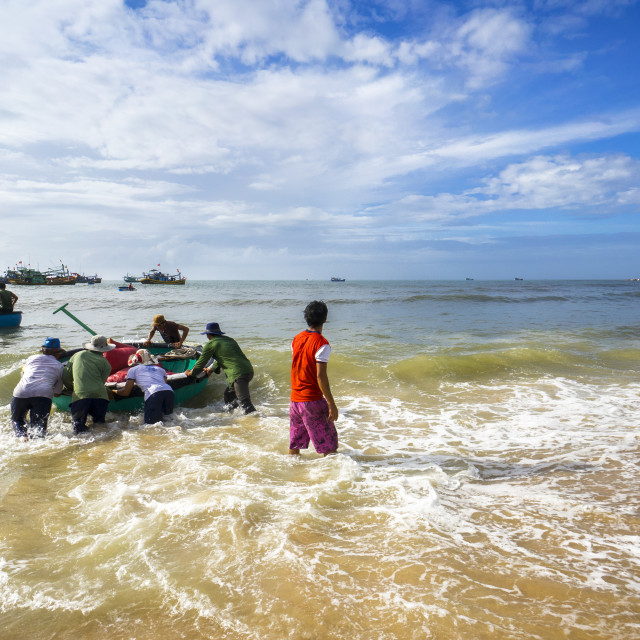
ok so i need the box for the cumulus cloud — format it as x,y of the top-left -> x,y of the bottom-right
0,0 -> 638,277
379,154 -> 640,224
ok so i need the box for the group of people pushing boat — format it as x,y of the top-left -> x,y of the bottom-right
9,301 -> 339,456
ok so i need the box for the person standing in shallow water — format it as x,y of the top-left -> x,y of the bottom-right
11,337 -> 65,438
289,300 -> 339,456
186,322 -> 256,414
112,349 -> 174,424
64,335 -> 114,434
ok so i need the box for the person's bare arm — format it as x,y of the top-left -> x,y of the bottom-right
317,361 -> 338,422
176,324 -> 189,347
143,327 -> 156,346
113,379 -> 136,397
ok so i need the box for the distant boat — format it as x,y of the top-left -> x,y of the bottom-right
6,266 -> 47,285
139,268 -> 186,285
0,311 -> 22,328
72,273 -> 102,284
123,274 -> 140,283
331,276 -> 346,282
515,277 -> 524,281
7,263 -> 77,285
466,278 -> 474,281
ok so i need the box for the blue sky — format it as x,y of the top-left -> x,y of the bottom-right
1,0 -> 639,279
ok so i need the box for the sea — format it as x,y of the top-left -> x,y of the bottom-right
0,279 -> 638,640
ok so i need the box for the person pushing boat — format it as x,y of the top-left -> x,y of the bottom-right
186,322 -> 256,414
11,337 -> 65,438
143,314 -> 189,349
112,349 -> 174,424
63,335 -> 114,434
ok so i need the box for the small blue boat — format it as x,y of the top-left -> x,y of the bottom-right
0,311 -> 22,328
118,286 -> 136,291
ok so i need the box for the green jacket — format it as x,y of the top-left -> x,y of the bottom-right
64,350 -> 111,402
0,289 -> 14,311
191,335 -> 253,385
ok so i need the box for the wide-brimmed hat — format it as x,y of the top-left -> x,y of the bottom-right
153,314 -> 166,326
84,335 -> 116,352
201,322 -> 225,335
128,349 -> 158,366
42,337 -> 61,349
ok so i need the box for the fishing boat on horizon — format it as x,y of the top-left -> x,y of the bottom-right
139,268 -> 186,285
72,273 -> 102,284
330,276 -> 346,282
6,263 -> 77,285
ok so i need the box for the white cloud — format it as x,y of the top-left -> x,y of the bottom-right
476,154 -> 640,209
378,154 -> 640,223
425,111 -> 640,165
0,0 -> 638,277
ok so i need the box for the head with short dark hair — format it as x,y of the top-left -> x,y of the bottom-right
42,347 -> 64,358
304,300 -> 328,327
0,283 -> 5,290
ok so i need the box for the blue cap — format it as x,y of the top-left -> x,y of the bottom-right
43,337 -> 61,349
201,322 -> 225,335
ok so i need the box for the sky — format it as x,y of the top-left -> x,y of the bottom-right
1,0 -> 639,280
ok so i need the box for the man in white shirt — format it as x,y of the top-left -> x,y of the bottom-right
112,349 -> 174,424
11,337 -> 65,437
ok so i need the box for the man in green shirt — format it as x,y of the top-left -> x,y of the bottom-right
0,283 -> 18,313
186,322 -> 256,414
65,334 -> 114,433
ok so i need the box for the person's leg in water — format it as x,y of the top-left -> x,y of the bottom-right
143,390 -> 174,423
87,398 -> 109,425
27,397 -> 52,438
233,373 -> 255,414
10,396 -> 29,437
223,386 -> 239,412
70,398 -> 90,434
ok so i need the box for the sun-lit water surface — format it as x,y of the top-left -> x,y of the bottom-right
1,280 -> 639,639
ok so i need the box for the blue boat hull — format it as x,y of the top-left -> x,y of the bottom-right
0,311 -> 22,327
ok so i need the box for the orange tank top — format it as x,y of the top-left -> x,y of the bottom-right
290,330 -> 330,402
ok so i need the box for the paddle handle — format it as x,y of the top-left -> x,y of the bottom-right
53,303 -> 97,336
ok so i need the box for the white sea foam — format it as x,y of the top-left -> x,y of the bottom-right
1,280 -> 639,637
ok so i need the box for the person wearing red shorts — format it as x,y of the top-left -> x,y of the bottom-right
289,300 -> 339,456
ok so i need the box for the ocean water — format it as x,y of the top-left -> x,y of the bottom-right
0,280 -> 638,639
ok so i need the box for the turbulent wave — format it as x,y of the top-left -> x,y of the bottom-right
387,346 -> 640,385
1,279 -> 639,639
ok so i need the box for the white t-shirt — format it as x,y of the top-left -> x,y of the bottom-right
290,343 -> 331,362
126,364 -> 172,400
315,343 -> 331,362
13,354 -> 65,399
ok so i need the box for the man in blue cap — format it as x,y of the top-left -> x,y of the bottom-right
11,337 -> 65,437
186,322 -> 256,414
